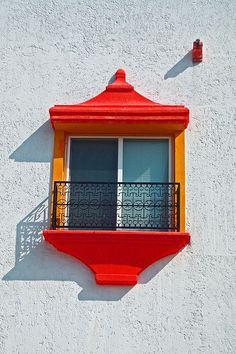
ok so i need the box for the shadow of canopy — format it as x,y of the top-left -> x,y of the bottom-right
9,120 -> 53,163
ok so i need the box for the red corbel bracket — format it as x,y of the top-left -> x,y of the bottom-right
43,230 -> 190,285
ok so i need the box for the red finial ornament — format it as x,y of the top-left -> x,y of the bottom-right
192,39 -> 203,62
106,68 -> 134,92
115,68 -> 126,80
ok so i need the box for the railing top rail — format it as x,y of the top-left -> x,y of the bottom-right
54,181 -> 180,186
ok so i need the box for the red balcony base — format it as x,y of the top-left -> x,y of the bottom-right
96,274 -> 137,285
43,230 -> 190,285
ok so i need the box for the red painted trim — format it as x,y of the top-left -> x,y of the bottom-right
51,116 -> 189,127
49,69 -> 190,129
43,229 -> 190,285
50,106 -> 189,116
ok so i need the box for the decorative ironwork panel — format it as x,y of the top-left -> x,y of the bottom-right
52,182 -> 180,231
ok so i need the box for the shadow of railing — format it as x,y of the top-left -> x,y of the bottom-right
3,196 -> 175,300
3,198 -> 134,300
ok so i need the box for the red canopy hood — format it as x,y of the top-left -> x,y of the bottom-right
49,69 -> 189,129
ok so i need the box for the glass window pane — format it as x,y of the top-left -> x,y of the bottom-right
69,139 -> 118,229
122,139 -> 170,229
70,139 -> 118,182
123,139 -> 169,182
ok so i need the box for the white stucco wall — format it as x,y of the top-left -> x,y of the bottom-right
0,1 -> 235,353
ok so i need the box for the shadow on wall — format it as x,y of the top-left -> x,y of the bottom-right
4,117 -> 176,301
9,120 -> 53,163
164,50 -> 200,79
3,195 -> 175,301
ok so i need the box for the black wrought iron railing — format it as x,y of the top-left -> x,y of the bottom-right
52,182 -> 180,231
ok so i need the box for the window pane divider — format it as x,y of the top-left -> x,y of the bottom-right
117,138 -> 123,228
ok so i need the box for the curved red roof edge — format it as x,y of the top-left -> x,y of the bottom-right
49,69 -> 189,128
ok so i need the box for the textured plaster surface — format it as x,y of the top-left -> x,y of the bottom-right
0,1 -> 236,353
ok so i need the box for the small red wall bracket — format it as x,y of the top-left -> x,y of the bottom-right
192,39 -> 203,62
